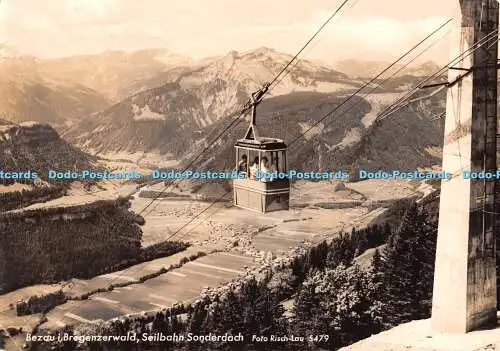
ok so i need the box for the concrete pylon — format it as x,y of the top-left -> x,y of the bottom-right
431,0 -> 498,333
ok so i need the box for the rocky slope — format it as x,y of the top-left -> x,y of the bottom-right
0,120 -> 95,179
347,92 -> 445,172
62,47 -> 446,196
0,47 -> 109,126
120,47 -> 361,110
181,88 -> 445,196
61,47 -> 364,157
2,44 -> 446,190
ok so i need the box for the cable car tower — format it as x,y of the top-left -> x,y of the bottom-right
233,83 -> 290,213
431,0 -> 499,333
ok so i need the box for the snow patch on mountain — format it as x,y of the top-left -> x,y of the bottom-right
299,122 -> 325,141
271,81 -> 359,96
91,124 -> 113,134
132,104 -> 165,121
361,93 -> 402,127
335,127 -> 362,149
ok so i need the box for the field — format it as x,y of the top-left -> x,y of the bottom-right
0,178 -> 422,349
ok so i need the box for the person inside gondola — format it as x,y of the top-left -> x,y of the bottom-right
260,157 -> 270,173
260,156 -> 273,182
249,156 -> 259,179
237,154 -> 247,173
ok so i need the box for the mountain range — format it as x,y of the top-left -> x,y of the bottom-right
0,46 -> 193,126
0,54 -> 109,126
331,59 -> 441,79
62,47 -> 368,160
0,44 -> 446,187
37,48 -> 193,102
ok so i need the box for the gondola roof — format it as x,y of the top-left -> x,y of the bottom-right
235,137 -> 287,150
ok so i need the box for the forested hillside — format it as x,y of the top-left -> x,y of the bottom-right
38,200 -> 439,350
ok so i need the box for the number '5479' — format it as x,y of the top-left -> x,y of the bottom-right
309,335 -> 329,342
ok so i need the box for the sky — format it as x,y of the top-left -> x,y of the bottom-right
0,0 -> 460,63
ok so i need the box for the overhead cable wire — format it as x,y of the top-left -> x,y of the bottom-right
271,0 -> 360,91
210,0 -> 359,158
376,28 -> 499,122
138,0 -> 354,217
287,18 -> 453,147
164,19 -> 500,248
45,1 -> 357,326
47,13 -> 500,334
286,25 -> 452,144
151,21 -> 454,244
267,0 -> 350,88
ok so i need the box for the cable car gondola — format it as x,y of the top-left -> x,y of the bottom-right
233,84 -> 290,213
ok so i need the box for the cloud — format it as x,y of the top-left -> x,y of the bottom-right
0,0 -> 453,62
223,11 -> 452,62
231,12 -> 449,49
62,0 -> 121,24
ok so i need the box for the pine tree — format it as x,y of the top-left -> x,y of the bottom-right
327,232 -> 355,267
240,277 -> 262,338
291,255 -> 307,283
330,265 -> 379,345
214,290 -> 247,349
291,276 -> 324,347
222,289 -> 245,334
366,248 -> 388,331
354,227 -> 370,255
411,207 -> 437,316
186,300 -> 208,350
170,314 -> 183,334
371,248 -> 382,273
309,240 -> 329,270
379,203 -> 437,326
294,264 -> 382,350
383,222 -> 392,242
239,277 -> 288,350
267,268 -> 295,300
186,317 -> 204,350
151,312 -> 164,332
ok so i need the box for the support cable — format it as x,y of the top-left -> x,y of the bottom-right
287,18 -> 453,147
139,0 -> 353,217
43,1 -> 356,326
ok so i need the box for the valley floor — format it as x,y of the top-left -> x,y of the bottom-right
0,179 -> 420,350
